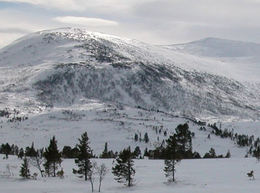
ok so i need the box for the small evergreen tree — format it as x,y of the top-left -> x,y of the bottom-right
225,150 -> 231,158
20,157 -> 30,179
143,148 -> 149,157
73,132 -> 93,181
2,143 -> 11,159
253,146 -> 260,161
134,133 -> 138,142
133,146 -> 141,158
175,123 -> 192,158
164,134 -> 180,182
144,132 -> 149,143
203,148 -> 217,158
25,142 -> 37,157
100,142 -> 109,158
112,147 -> 135,187
43,136 -> 62,177
18,148 -> 24,159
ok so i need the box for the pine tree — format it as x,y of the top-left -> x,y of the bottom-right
43,136 -> 62,177
134,133 -> 138,142
144,132 -> 149,143
18,148 -> 24,159
20,157 -> 30,179
112,147 -> 135,187
143,148 -> 149,157
25,142 -> 37,157
175,123 -> 192,158
164,134 -> 179,182
100,142 -> 109,158
133,146 -> 141,158
2,143 -> 11,159
73,132 -> 93,181
253,146 -> 260,161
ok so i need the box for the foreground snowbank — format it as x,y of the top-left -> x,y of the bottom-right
0,155 -> 259,193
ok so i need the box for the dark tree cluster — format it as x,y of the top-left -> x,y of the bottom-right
147,123 -> 197,159
208,123 -> 260,158
133,132 -> 149,143
0,108 -> 11,118
0,143 -> 19,158
99,142 -> 117,159
203,148 -> 230,159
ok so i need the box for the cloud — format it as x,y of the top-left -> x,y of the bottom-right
54,16 -> 118,27
2,0 -> 260,48
0,0 -> 145,12
0,27 -> 31,34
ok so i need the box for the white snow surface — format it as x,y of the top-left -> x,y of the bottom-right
1,155 -> 260,193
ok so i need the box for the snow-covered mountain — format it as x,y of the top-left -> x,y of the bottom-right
0,28 -> 259,120
165,37 -> 260,58
163,37 -> 260,82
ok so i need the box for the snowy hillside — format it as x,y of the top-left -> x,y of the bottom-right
0,28 -> 259,120
163,37 -> 260,82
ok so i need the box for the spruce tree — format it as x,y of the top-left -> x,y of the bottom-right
18,148 -> 24,159
144,132 -> 149,143
25,142 -> 37,157
175,123 -> 192,158
20,157 -> 30,179
253,146 -> 260,161
2,143 -> 11,159
73,132 -> 93,180
43,136 -> 62,177
100,142 -> 109,158
164,134 -> 179,182
112,147 -> 135,187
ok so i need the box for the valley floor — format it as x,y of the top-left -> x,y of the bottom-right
1,155 -> 260,193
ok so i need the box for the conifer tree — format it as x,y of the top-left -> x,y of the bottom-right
18,148 -> 24,159
253,146 -> 260,161
175,123 -> 192,158
134,133 -> 138,142
2,143 -> 11,159
144,132 -> 149,143
112,147 -> 135,187
73,132 -> 93,180
164,134 -> 179,182
100,142 -> 109,158
43,136 -> 62,177
25,142 -> 37,157
20,157 -> 30,179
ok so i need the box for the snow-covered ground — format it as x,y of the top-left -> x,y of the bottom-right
0,102 -> 253,158
1,155 -> 260,193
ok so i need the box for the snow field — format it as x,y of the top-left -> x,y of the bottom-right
1,155 -> 260,193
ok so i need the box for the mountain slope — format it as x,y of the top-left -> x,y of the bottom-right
163,37 -> 260,82
165,37 -> 260,58
0,28 -> 259,120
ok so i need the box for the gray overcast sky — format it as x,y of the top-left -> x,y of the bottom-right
1,0 -> 260,48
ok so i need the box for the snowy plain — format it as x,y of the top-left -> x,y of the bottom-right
1,155 -> 260,193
